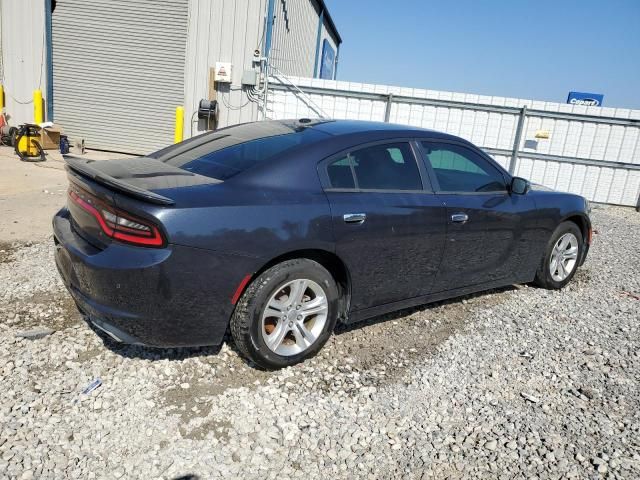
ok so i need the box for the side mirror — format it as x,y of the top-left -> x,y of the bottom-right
511,176 -> 530,195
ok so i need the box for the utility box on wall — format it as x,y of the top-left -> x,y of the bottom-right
214,62 -> 233,83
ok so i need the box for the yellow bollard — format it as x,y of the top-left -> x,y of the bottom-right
174,106 -> 184,144
34,89 -> 44,124
0,85 -> 4,111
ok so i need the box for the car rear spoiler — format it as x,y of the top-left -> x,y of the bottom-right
64,156 -> 176,206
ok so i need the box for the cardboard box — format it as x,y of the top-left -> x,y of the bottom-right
39,124 -> 63,150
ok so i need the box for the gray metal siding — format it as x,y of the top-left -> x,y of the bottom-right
0,0 -> 47,126
270,0 -> 319,78
184,0 -> 266,132
183,0 -> 338,133
52,0 -> 188,154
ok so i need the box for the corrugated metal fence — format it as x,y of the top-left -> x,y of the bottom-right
268,77 -> 640,208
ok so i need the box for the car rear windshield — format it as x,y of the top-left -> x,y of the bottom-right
149,121 -> 328,180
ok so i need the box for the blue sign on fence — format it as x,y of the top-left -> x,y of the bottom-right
567,92 -> 604,107
320,40 -> 335,80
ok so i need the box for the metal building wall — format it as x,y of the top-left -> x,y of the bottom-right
0,0 -> 47,126
184,0 -> 267,133
270,0 -> 319,78
267,77 -> 640,207
52,0 -> 188,154
183,0 -> 345,134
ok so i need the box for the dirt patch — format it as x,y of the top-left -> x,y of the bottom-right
163,382 -> 236,441
160,359 -> 271,415
163,383 -> 220,418
571,267 -> 593,287
2,291 -> 81,330
76,346 -> 103,363
180,418 -> 232,441
340,288 -> 511,365
0,242 -> 21,264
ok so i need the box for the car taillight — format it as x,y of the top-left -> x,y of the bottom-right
68,186 -> 165,247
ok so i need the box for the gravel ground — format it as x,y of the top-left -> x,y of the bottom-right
0,205 -> 638,479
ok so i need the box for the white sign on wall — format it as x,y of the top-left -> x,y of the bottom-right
214,62 -> 233,83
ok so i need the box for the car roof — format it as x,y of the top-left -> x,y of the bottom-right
229,119 -> 479,188
279,119 -> 450,138
154,119 -> 482,189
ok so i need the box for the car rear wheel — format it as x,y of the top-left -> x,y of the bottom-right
534,221 -> 583,289
230,259 -> 339,369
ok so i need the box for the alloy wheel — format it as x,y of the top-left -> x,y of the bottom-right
549,232 -> 579,282
261,279 -> 329,356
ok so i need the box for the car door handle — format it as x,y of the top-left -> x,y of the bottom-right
451,213 -> 469,223
343,213 -> 366,224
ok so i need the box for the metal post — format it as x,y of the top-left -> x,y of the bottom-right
263,0 -> 275,59
45,0 -> 54,121
174,106 -> 184,143
384,94 -> 394,122
313,9 -> 324,78
635,190 -> 640,212
509,105 -> 527,174
34,90 -> 44,124
262,0 -> 276,120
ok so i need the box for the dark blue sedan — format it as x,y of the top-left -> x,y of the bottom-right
53,120 -> 591,369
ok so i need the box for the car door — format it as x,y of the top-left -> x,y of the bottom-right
319,140 -> 447,312
417,140 -> 538,292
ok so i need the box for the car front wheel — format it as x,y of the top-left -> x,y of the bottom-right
534,221 -> 583,289
230,259 -> 339,369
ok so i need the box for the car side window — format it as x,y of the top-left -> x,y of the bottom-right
327,155 -> 356,189
327,142 -> 422,191
420,142 -> 506,193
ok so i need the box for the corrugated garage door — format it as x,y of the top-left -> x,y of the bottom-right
52,0 -> 188,154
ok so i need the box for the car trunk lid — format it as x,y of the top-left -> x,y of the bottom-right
65,156 -> 220,205
64,156 -> 218,248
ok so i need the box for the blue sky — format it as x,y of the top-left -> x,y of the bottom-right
324,0 -> 640,109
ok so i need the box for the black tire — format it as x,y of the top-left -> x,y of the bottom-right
230,259 -> 339,369
534,221 -> 583,290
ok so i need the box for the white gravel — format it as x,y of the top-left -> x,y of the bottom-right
0,205 -> 639,479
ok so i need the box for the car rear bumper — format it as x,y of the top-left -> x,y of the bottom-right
53,207 -> 255,348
